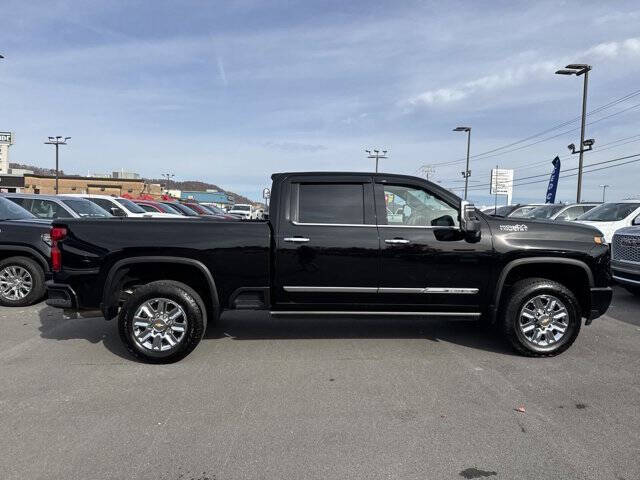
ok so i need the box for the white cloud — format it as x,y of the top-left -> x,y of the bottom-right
407,37 -> 640,107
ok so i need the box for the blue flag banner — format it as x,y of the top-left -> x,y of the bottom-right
545,156 -> 561,203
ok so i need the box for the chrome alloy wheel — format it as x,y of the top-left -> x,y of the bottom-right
518,294 -> 569,347
0,266 -> 33,301
132,298 -> 188,352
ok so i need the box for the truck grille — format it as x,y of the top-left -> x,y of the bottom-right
612,233 -> 640,264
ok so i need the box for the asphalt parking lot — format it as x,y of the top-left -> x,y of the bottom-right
0,287 -> 638,480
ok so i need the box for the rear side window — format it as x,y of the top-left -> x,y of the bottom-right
296,183 -> 365,224
29,199 -> 72,219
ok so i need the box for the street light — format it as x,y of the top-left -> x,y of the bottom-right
453,126 -> 472,200
44,136 -> 71,193
556,63 -> 592,203
365,149 -> 388,173
599,184 -> 610,202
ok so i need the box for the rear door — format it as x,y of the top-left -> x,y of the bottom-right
375,178 -> 493,314
274,175 -> 380,308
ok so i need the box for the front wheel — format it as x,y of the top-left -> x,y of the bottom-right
501,278 -> 581,357
118,281 -> 206,363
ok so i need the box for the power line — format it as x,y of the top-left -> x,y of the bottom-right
462,153 -> 640,191
433,88 -> 640,167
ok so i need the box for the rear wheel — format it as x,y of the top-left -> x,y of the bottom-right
118,281 -> 206,363
0,256 -> 46,307
501,278 -> 581,356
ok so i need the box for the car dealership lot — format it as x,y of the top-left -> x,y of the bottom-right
0,287 -> 638,480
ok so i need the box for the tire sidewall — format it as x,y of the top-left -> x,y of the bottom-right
118,282 -> 205,363
506,280 -> 581,355
0,257 -> 45,307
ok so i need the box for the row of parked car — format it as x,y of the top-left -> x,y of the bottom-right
0,192 -> 264,221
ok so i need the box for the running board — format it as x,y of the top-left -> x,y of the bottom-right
270,311 -> 481,318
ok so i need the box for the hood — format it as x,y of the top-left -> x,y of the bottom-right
575,220 -> 619,243
483,214 -> 603,252
614,226 -> 640,236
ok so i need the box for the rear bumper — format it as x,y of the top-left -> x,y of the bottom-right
587,286 -> 613,324
45,282 -> 77,309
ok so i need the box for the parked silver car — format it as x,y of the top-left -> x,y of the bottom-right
2,193 -> 111,219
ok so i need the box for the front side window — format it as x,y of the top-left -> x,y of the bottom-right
382,185 -> 458,227
296,183 -> 365,224
30,200 -> 72,219
62,199 -> 111,217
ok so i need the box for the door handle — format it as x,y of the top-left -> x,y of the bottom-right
385,238 -> 410,244
284,237 -> 310,243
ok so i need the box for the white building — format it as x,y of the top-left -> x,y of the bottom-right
0,132 -> 13,175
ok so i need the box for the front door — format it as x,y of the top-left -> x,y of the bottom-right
375,180 -> 493,314
274,176 -> 380,309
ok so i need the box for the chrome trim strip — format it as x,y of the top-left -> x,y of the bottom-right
612,275 -> 640,285
283,286 -> 479,294
283,237 -> 310,243
290,220 -> 458,229
270,311 -> 481,317
379,287 -> 479,294
283,286 -> 377,293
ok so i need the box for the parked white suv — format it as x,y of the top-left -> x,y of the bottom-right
60,194 -> 182,218
228,204 -> 254,219
575,200 -> 640,243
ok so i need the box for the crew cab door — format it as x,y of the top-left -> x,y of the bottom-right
274,175 -> 380,307
374,178 -> 493,314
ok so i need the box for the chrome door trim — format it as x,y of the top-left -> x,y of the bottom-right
612,275 -> 640,285
283,286 -> 377,293
271,311 -> 481,317
384,239 -> 410,244
291,221 -> 377,227
283,286 -> 479,294
379,287 -> 479,294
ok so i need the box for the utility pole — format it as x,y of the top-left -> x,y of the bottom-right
417,165 -> 435,181
453,126 -> 471,199
555,64 -> 593,202
365,149 -> 388,173
599,184 -> 610,202
44,136 -> 71,193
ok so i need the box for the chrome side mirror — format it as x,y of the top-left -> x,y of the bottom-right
460,200 -> 481,241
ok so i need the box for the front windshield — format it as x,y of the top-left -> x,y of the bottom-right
577,202 -> 640,221
523,205 -> 564,219
0,197 -> 35,220
62,199 -> 112,218
115,198 -> 147,214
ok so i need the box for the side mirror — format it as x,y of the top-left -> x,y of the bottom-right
633,215 -> 640,226
110,207 -> 125,217
460,200 -> 481,241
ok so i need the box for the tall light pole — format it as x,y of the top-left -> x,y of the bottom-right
44,136 -> 71,194
365,149 -> 388,173
453,126 -> 471,199
599,184 -> 610,202
555,64 -> 592,203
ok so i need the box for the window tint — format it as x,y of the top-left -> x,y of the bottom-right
297,183 -> 365,224
62,199 -> 111,217
115,198 -> 146,214
137,203 -> 157,212
29,200 -> 72,219
0,197 -> 35,220
382,185 -> 458,227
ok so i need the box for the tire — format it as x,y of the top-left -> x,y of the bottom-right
623,285 -> 640,297
0,256 -> 46,307
501,278 -> 581,357
118,280 -> 206,363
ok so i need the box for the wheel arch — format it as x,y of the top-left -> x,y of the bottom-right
101,256 -> 219,322
491,257 -> 593,322
0,246 -> 50,274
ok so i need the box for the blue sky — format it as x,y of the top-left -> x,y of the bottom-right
2,0 -> 640,204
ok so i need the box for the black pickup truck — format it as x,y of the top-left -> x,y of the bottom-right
0,197 -> 52,306
46,172 -> 612,362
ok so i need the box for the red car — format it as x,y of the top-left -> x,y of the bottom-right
133,200 -> 185,216
183,202 -> 235,219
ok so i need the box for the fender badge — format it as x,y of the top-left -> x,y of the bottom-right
499,224 -> 528,232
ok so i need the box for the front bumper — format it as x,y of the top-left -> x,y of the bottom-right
587,286 -> 613,324
611,259 -> 640,287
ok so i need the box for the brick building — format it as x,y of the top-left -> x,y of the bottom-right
19,174 -> 163,197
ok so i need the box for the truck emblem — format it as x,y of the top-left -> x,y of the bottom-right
620,237 -> 640,247
499,224 -> 528,232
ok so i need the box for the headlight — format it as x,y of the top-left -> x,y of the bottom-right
594,235 -> 604,245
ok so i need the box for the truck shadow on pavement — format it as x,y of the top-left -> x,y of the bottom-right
37,306 -> 515,361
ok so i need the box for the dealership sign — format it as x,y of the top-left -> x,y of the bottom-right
490,168 -> 514,205
0,132 -> 13,144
